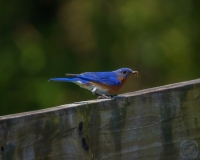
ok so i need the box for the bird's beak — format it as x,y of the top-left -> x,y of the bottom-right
132,71 -> 139,77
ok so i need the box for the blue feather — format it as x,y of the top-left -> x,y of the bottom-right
49,78 -> 89,84
49,71 -> 121,86
49,78 -> 78,82
77,72 -> 121,86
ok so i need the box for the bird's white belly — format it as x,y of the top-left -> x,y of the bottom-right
92,86 -> 109,95
74,81 -> 109,95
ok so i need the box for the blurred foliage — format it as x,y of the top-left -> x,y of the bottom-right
0,0 -> 200,115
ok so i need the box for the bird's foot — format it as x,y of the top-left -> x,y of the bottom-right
97,95 -> 116,99
97,95 -> 111,99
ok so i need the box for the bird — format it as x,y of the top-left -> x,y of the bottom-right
49,68 -> 138,99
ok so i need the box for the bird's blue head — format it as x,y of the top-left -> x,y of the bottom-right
114,68 -> 138,79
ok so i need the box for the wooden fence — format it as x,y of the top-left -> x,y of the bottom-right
0,79 -> 200,160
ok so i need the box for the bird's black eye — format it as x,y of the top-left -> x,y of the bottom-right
121,71 -> 127,75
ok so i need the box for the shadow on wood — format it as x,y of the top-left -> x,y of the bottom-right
0,79 -> 200,160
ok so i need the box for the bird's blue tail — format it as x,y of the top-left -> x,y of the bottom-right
49,78 -> 78,82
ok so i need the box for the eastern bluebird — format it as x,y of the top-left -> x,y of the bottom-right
49,68 -> 138,99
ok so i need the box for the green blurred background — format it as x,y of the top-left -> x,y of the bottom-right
1,0 -> 200,115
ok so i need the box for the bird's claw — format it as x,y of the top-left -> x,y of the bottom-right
97,95 -> 110,99
97,95 -> 115,99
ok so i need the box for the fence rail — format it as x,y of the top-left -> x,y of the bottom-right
0,79 -> 200,160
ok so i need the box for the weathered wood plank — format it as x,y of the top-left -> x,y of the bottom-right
0,79 -> 200,160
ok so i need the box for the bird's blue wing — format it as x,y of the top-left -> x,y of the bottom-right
77,72 -> 121,86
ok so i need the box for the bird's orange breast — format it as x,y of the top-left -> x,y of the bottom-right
108,77 -> 128,95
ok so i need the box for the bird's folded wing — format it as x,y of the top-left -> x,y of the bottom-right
77,72 -> 121,86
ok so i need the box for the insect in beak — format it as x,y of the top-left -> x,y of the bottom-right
132,71 -> 139,77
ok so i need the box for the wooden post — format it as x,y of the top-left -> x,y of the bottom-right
0,79 -> 200,160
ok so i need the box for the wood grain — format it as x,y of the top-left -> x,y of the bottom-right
0,79 -> 200,159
